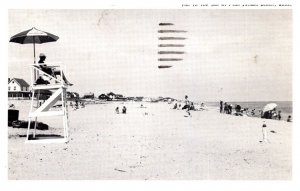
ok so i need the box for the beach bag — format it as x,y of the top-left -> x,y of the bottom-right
8,109 -> 19,126
12,120 -> 49,130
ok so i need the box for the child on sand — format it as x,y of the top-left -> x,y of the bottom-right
122,106 -> 127,114
173,103 -> 178,109
287,115 -> 292,122
178,104 -> 181,110
115,107 -> 119,114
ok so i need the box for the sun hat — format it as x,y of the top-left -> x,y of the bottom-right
39,53 -> 46,57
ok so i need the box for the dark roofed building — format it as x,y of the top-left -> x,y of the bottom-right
98,94 -> 109,100
107,92 -> 116,100
8,78 -> 31,99
82,92 -> 95,99
115,94 -> 126,101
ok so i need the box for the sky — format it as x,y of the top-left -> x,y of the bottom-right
8,9 -> 292,102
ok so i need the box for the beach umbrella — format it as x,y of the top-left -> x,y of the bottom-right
263,103 -> 277,113
9,27 -> 59,63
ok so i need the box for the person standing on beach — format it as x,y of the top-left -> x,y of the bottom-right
115,107 -> 119,114
251,109 -> 255,116
220,100 -> 223,113
173,103 -> 178,109
75,99 -> 79,110
184,95 -> 190,106
278,111 -> 282,120
228,104 -> 232,114
224,102 -> 228,114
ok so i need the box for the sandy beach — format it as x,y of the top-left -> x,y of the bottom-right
8,100 -> 292,180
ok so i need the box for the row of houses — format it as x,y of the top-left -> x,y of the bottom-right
8,78 -> 176,102
82,92 -> 126,101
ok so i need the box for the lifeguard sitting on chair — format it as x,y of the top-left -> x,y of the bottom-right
35,53 -> 73,86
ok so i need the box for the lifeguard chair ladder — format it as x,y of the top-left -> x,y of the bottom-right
26,63 -> 69,143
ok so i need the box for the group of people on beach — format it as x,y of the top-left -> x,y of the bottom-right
115,106 -> 127,114
219,101 -> 233,114
171,95 -> 206,117
69,99 -> 84,110
261,108 -> 280,120
219,100 -> 292,122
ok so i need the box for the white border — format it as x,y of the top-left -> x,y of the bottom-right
1,1 -> 299,191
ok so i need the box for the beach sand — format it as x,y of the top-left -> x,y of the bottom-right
8,100 -> 292,180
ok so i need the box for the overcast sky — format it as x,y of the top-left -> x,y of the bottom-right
8,9 -> 292,101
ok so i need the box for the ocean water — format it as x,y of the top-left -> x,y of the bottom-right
205,101 -> 293,120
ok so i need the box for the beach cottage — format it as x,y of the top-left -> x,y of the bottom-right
82,92 -> 95,99
135,97 -> 144,102
107,92 -> 116,100
66,92 -> 80,100
98,94 -> 109,100
8,78 -> 31,99
115,94 -> 126,101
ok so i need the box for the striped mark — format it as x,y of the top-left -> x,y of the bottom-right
159,37 -> 186,40
158,44 -> 185,47
159,23 -> 174,26
158,58 -> 183,61
158,51 -> 185,54
158,30 -> 187,33
158,65 -> 173,69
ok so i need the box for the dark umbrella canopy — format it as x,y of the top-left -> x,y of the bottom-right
9,27 -> 59,44
9,27 -> 59,63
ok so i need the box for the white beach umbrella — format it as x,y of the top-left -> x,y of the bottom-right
263,103 -> 277,113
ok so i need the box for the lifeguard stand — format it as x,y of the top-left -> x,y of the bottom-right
26,63 -> 69,143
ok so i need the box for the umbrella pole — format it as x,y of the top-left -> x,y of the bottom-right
33,39 -> 36,64
33,39 -> 37,82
